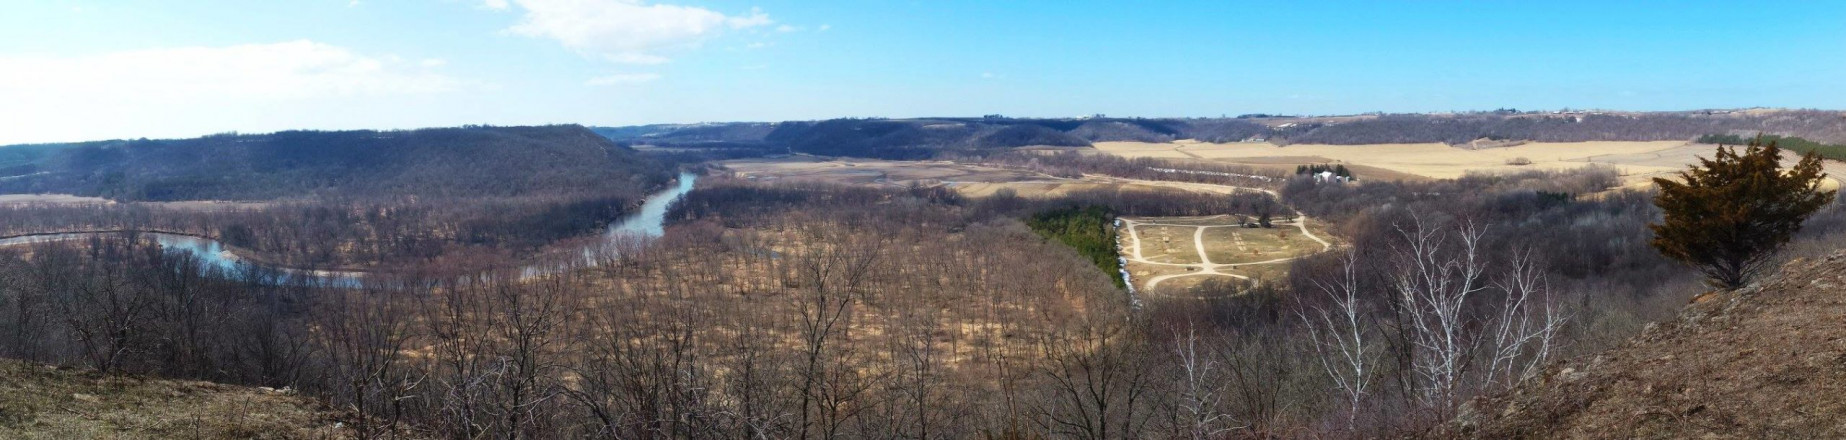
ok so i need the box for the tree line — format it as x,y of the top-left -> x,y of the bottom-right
0,193 -> 653,271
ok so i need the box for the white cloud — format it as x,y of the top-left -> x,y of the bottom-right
776,24 -> 800,33
0,40 -> 463,101
494,0 -> 773,64
607,53 -> 670,65
0,41 -> 470,144
818,24 -> 831,32
585,73 -> 662,86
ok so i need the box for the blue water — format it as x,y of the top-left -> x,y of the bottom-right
0,172 -> 699,287
608,172 -> 697,239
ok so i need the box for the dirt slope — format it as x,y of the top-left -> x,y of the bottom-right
0,359 -> 350,439
1459,251 -> 1846,439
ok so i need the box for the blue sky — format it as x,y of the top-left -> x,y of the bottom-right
2,0 -> 1844,144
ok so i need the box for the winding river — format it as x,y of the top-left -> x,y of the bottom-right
0,172 -> 699,286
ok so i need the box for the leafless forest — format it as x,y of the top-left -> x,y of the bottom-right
2,126 -> 1844,438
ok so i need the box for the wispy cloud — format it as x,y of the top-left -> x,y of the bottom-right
0,40 -> 465,101
585,73 -> 662,86
492,0 -> 773,65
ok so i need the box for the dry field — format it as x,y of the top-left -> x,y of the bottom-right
0,194 -> 271,210
1093,140 -> 1846,189
722,156 -> 1202,198
0,194 -> 113,206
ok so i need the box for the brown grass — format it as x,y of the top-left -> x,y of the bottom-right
1462,251 -> 1846,438
0,359 -> 351,440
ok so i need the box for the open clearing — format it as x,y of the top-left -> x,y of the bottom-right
1119,214 -> 1334,297
1093,140 -> 1846,189
0,194 -> 271,210
0,194 -> 113,206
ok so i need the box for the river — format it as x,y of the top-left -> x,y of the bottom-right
0,172 -> 699,286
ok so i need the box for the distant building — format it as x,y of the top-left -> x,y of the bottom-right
1313,171 -> 1351,184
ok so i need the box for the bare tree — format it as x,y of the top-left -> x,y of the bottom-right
317,285 -> 418,439
788,228 -> 884,440
1388,216 -> 1486,413
55,239 -> 157,374
1480,248 -> 1566,390
1298,251 -> 1378,429
1167,323 -> 1239,439
1032,316 -> 1155,440
487,275 -> 576,438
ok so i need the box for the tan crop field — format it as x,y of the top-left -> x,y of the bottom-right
721,156 -> 1043,186
0,194 -> 114,206
1093,140 -> 1846,189
720,156 -> 1209,198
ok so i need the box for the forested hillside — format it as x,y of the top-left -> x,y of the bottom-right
0,125 -> 669,201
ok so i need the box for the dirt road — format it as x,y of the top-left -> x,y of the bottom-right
1104,176 -> 1334,292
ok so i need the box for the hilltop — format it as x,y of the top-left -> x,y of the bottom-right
0,125 -> 668,201
0,359 -> 350,439
1459,251 -> 1846,438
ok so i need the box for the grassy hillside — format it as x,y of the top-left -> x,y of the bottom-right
1462,251 -> 1846,438
0,125 -> 669,201
0,359 -> 350,439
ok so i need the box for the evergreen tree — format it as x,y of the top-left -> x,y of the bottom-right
1650,137 -> 1836,288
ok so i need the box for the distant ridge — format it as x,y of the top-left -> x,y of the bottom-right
0,125 -> 669,201
595,109 -> 1846,160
